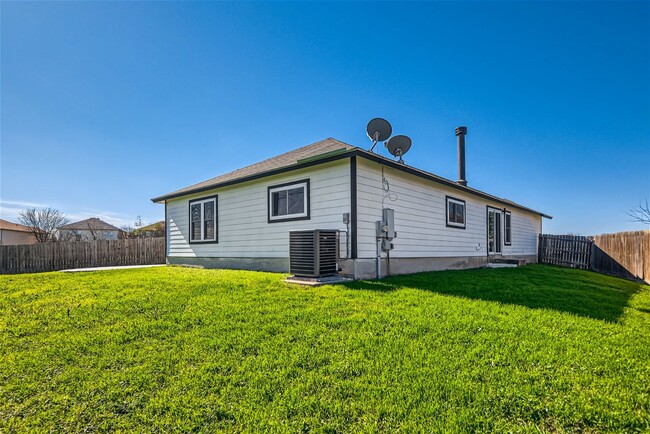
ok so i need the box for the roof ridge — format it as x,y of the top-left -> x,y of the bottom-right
58,217 -> 121,231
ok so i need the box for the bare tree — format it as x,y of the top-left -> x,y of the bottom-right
84,222 -> 111,241
18,208 -> 69,242
134,215 -> 143,231
119,225 -> 136,239
58,230 -> 81,242
628,199 -> 650,225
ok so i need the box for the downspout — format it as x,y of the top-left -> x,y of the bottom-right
376,161 -> 383,279
386,250 -> 390,276
376,237 -> 381,279
486,208 -> 490,264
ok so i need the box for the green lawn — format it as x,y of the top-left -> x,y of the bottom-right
1,265 -> 648,433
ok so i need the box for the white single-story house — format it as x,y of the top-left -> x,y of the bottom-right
57,217 -> 122,241
0,219 -> 38,245
152,135 -> 551,279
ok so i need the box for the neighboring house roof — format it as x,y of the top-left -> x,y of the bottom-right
151,137 -> 551,219
138,221 -> 165,232
0,219 -> 33,233
58,217 -> 121,231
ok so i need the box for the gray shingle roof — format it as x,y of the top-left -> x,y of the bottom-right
58,218 -> 121,231
151,137 -> 550,218
155,138 -> 354,201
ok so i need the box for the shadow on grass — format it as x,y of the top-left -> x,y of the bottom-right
344,264 -> 645,322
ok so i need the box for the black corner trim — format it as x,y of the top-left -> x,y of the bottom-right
188,195 -> 219,244
164,200 -> 168,257
267,179 -> 310,223
350,156 -> 357,259
445,195 -> 466,230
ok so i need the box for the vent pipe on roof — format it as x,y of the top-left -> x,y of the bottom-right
455,126 -> 468,186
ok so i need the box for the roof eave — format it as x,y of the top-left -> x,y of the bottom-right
151,148 -> 551,219
150,149 -> 357,203
353,149 -> 551,219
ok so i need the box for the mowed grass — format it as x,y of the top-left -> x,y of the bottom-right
1,265 -> 649,433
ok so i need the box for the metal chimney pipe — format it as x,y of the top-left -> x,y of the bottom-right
455,126 -> 468,186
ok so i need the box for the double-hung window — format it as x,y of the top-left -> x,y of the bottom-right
189,195 -> 218,243
268,180 -> 310,222
504,210 -> 512,245
446,196 -> 466,229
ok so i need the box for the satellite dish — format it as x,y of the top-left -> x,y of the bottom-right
366,118 -> 392,152
385,135 -> 412,163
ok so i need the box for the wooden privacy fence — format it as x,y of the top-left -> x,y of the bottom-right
591,230 -> 649,283
539,231 -> 649,283
538,234 -> 592,269
0,238 -> 165,274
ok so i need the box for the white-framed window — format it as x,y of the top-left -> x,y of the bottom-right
268,179 -> 310,222
189,195 -> 218,243
504,210 -> 512,245
446,196 -> 466,229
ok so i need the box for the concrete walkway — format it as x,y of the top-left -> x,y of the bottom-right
60,264 -> 166,273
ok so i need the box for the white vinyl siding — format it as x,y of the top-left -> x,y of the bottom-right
166,160 -> 350,258
355,159 -> 541,259
166,157 -> 541,262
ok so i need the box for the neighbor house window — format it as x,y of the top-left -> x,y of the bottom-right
446,196 -> 466,229
268,180 -> 310,222
504,210 -> 512,245
189,195 -> 218,243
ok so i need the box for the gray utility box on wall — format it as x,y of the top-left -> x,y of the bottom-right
289,230 -> 339,278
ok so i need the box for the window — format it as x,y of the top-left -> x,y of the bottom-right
446,196 -> 466,229
268,180 -> 310,222
504,210 -> 512,245
189,195 -> 218,243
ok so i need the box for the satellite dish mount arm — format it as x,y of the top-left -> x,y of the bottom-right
369,132 -> 380,153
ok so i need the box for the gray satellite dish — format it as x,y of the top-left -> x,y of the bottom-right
385,135 -> 412,164
366,118 -> 392,152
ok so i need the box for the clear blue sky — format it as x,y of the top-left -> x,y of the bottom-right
1,1 -> 649,234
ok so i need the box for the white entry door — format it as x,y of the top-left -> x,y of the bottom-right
487,208 -> 502,254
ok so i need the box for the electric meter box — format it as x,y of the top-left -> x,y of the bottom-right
382,208 -> 396,239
